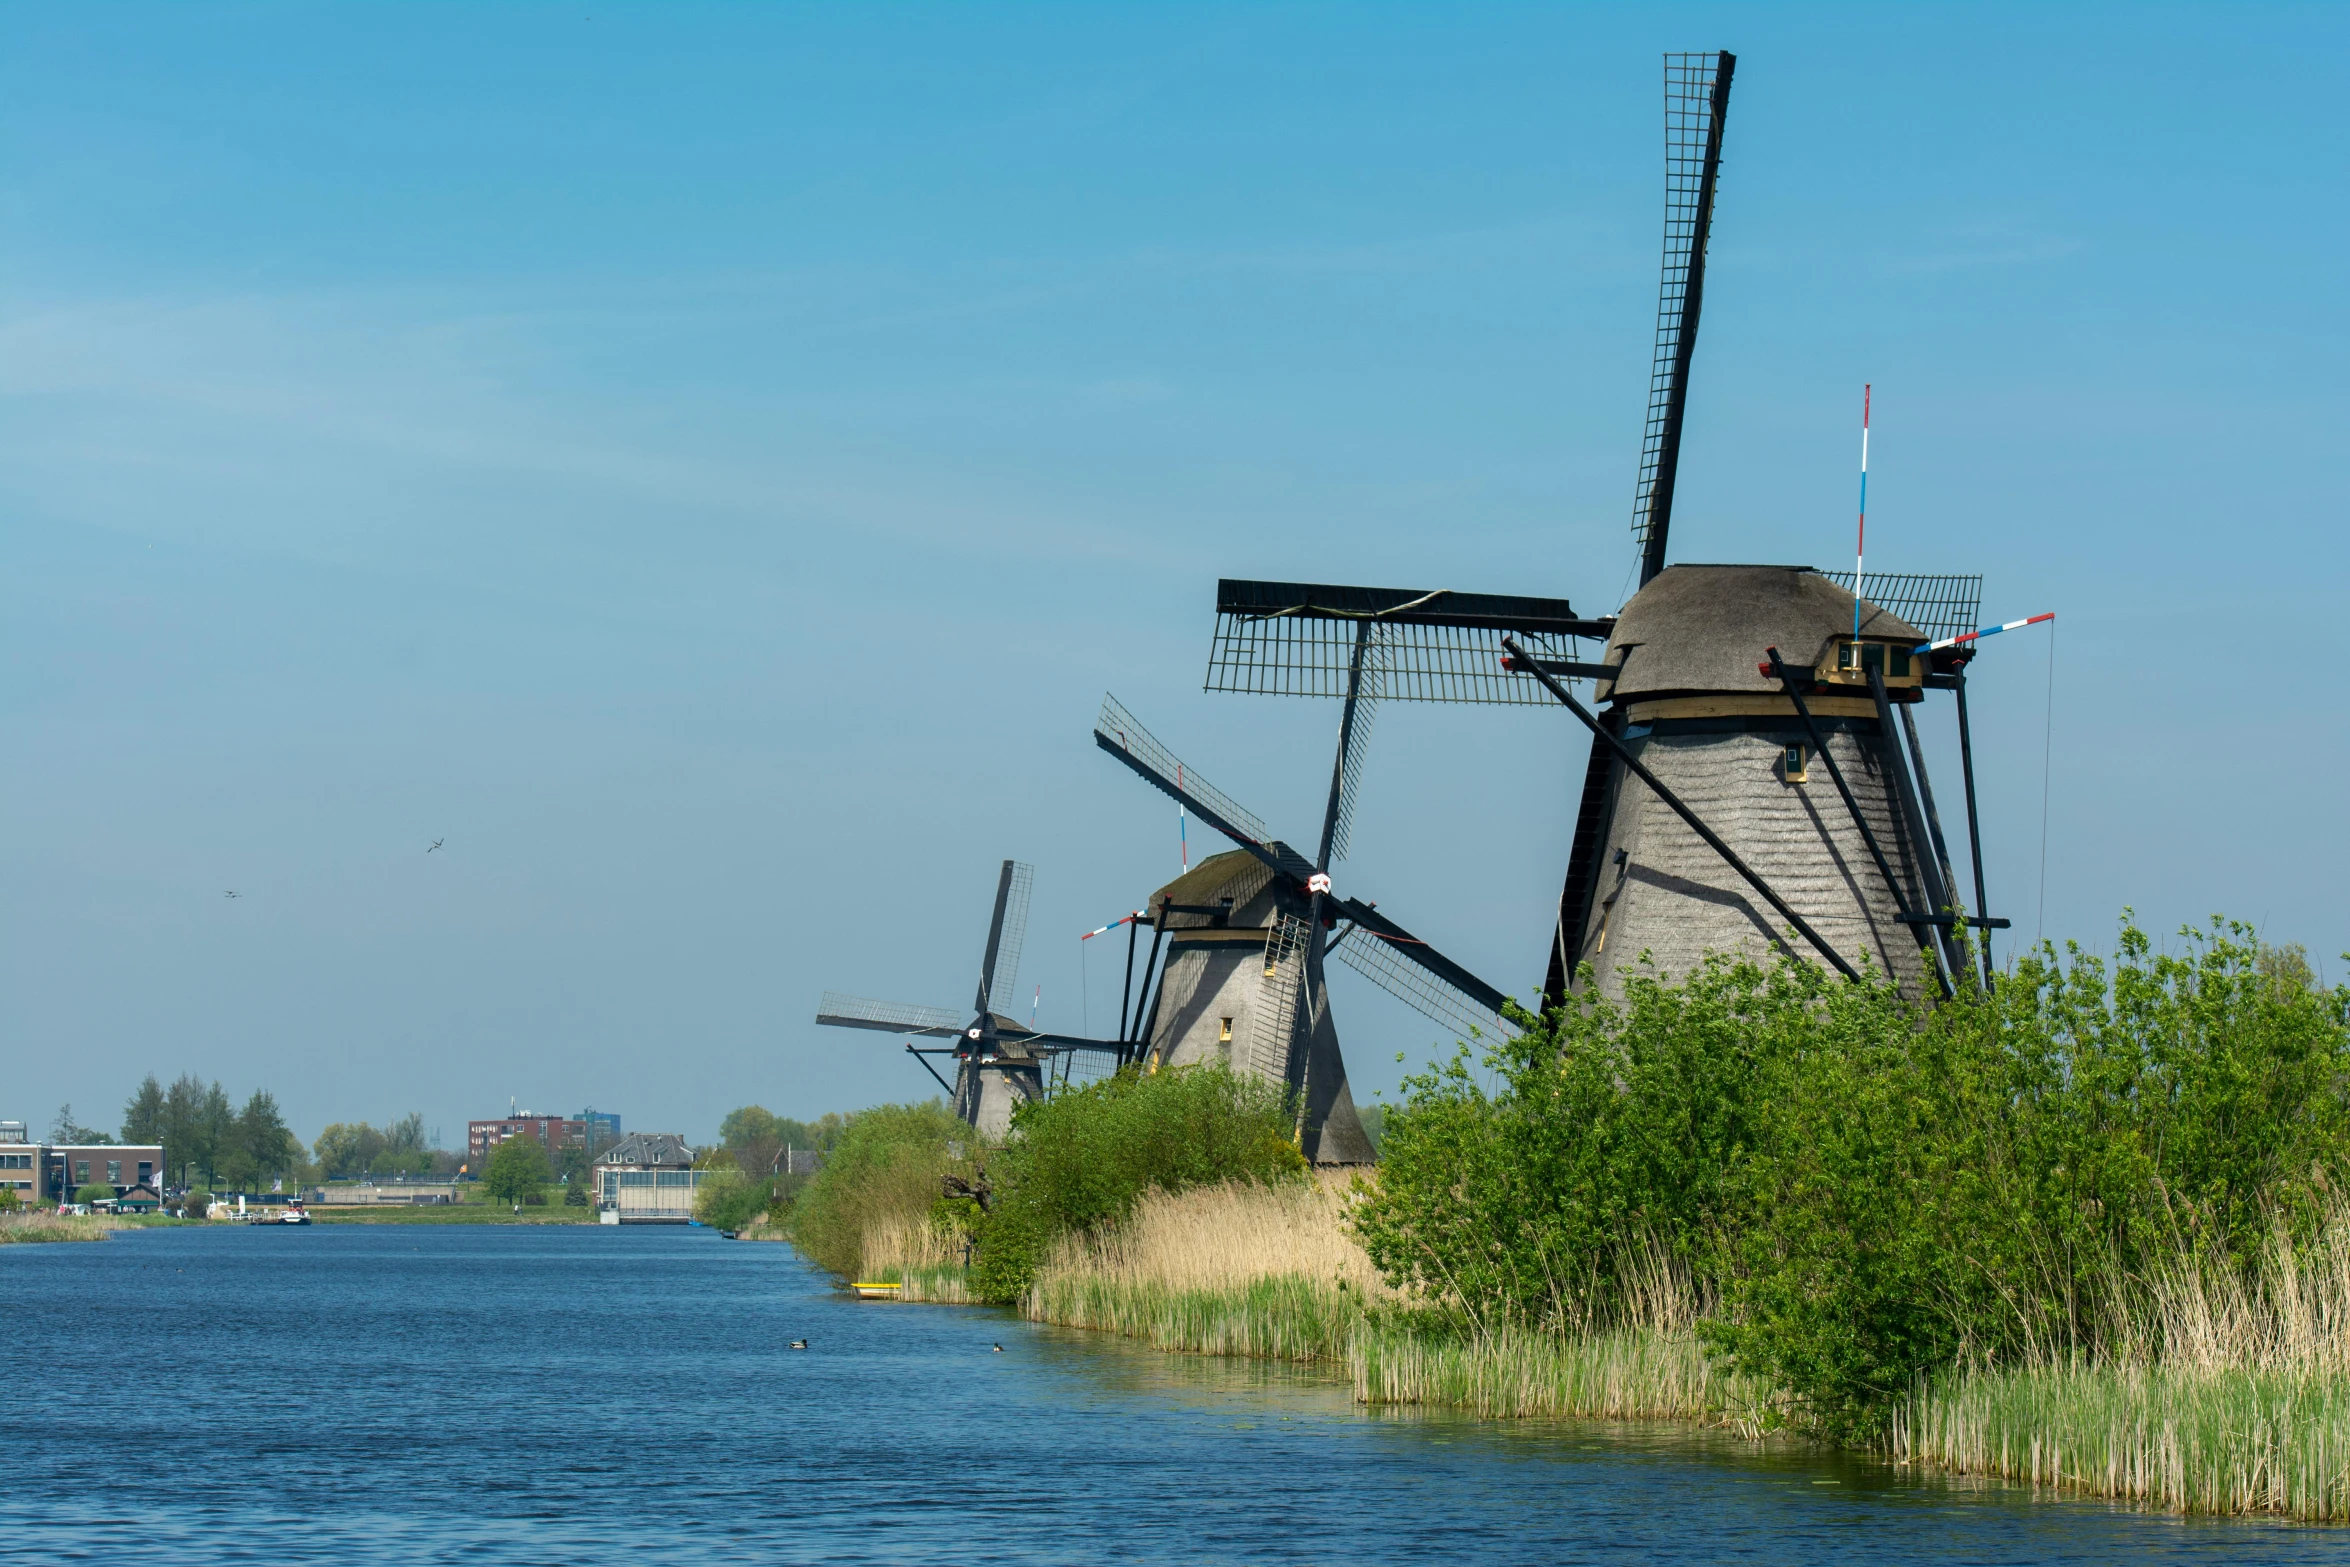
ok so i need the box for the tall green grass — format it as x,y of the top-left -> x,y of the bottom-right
1028,1272 -> 1361,1362
1901,1363 -> 2350,1520
1353,1320 -> 1760,1423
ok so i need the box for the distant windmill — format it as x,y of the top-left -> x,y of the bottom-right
1094,696 -> 1514,1164
815,861 -> 1124,1138
1199,53 -> 2005,1006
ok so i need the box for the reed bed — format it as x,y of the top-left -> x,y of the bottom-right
1901,1204 -> 2350,1519
1023,1177 -> 1380,1359
0,1213 -> 124,1244
1351,1321 -> 1756,1422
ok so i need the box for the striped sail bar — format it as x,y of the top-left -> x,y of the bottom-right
1204,579 -> 1613,706
1818,571 -> 1984,648
1915,612 -> 2054,655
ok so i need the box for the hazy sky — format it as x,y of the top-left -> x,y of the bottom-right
6,4 -> 2344,1147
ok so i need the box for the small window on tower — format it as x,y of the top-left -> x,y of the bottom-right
1782,744 -> 1809,783
1219,1018 -> 1233,1044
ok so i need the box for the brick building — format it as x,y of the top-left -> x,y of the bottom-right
466,1113 -> 588,1169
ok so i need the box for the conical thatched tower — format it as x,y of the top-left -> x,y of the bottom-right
1550,564 -> 1950,999
1133,850 -> 1376,1166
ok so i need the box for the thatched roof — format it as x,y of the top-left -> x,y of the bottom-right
1597,565 -> 1923,703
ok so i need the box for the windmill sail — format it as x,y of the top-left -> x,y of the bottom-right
1633,51 -> 1736,588
1205,579 -> 1611,707
1098,693 -> 1518,1038
1249,913 -> 1310,1083
814,994 -> 967,1036
981,860 -> 1034,1020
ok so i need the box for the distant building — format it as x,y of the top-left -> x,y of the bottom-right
0,1140 -> 163,1206
467,1113 -> 588,1170
577,1110 -> 622,1147
592,1133 -> 704,1223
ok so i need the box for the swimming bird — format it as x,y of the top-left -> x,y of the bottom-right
992,1343 -> 1004,1353
788,1339 -> 808,1350
427,839 -> 443,853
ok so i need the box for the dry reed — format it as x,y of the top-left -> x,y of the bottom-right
0,1213 -> 124,1244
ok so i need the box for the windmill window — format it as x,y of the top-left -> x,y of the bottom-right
1782,744 -> 1808,783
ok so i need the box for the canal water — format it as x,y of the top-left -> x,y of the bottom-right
5,1223 -> 2346,1564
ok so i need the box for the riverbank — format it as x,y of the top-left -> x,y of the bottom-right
847,1175 -> 2350,1522
0,1213 -> 128,1244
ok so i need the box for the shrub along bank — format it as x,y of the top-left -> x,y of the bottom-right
777,916 -> 2350,1517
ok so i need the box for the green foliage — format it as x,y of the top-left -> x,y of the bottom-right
0,1187 -> 20,1213
482,1136 -> 552,1206
969,1064 -> 1307,1304
564,1183 -> 588,1207
51,1103 -> 111,1144
314,1114 -> 436,1178
122,1076 -> 166,1145
786,1101 -> 969,1277
73,1183 -> 115,1206
693,1166 -> 766,1229
1355,917 -> 2350,1442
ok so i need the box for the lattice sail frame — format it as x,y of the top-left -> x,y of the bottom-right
1631,51 -> 1733,570
1331,927 -> 1519,1044
1819,572 -> 1984,646
984,861 -> 1034,1020
1206,581 -> 1607,709
1096,694 -> 1274,843
815,993 -> 966,1036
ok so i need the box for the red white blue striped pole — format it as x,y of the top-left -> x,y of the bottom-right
1914,612 -> 2055,655
1854,384 -> 1870,642
1080,913 -> 1144,941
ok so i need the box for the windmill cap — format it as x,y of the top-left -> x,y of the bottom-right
1597,565 -> 1923,703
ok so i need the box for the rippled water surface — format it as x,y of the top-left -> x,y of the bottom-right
6,1223 -> 2346,1564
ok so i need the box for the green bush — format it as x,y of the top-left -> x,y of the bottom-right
694,1166 -> 776,1230
73,1183 -> 114,1207
786,1101 -> 969,1277
1354,917 -> 2350,1441
970,1063 -> 1307,1304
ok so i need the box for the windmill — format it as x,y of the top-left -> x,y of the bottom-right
1198,52 -> 2007,1007
1093,695 -> 1514,1164
816,861 -> 1126,1139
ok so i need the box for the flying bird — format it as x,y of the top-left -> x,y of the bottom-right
427,840 -> 444,853
224,891 -> 240,899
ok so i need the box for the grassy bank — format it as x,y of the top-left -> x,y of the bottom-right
1019,1179 -> 1754,1423
0,1213 -> 127,1244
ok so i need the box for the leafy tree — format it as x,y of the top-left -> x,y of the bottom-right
160,1075 -> 210,1188
122,1076 -> 166,1145
73,1183 -> 115,1206
787,1101 -> 970,1277
0,1187 -> 20,1213
198,1082 -> 236,1186
483,1136 -> 552,1206
50,1103 -> 111,1144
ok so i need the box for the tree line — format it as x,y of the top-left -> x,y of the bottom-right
114,1076 -> 303,1191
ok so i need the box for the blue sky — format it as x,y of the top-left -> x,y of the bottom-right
6,4 -> 2344,1146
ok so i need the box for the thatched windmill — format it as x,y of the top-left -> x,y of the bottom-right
1092,697 -> 1514,1164
1198,53 -> 2006,1007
